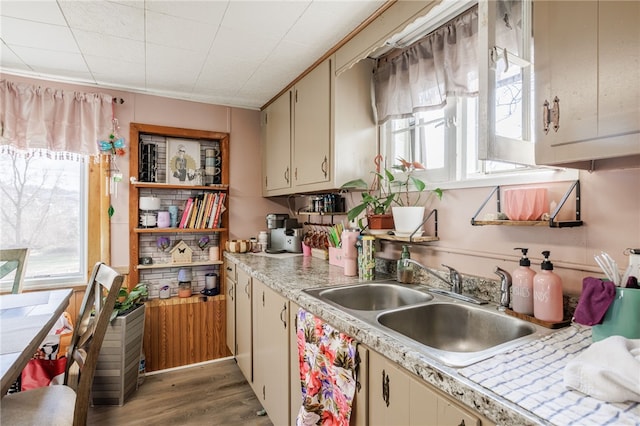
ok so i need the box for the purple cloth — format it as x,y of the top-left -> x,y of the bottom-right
573,277 -> 616,326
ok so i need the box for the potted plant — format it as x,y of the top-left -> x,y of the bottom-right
341,157 -> 396,231
111,282 -> 149,321
341,156 -> 442,234
93,283 -> 148,406
389,158 -> 442,237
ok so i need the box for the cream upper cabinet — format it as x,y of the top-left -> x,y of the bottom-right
236,268 -> 252,384
262,91 -> 292,194
534,0 -> 640,168
293,59 -> 332,189
252,279 -> 290,426
262,56 -> 377,196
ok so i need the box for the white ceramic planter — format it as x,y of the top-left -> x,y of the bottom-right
392,206 -> 426,237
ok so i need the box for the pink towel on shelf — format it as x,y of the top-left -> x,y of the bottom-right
296,308 -> 357,426
573,277 -> 616,326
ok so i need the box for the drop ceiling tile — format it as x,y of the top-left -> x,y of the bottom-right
73,30 -> 144,64
210,26 -> 279,64
59,0 -> 144,41
9,46 -> 89,74
222,1 -> 310,39
1,0 -> 67,25
144,1 -> 228,26
146,44 -> 205,86
145,10 -> 215,53
286,1 -> 384,46
1,16 -> 78,52
196,56 -> 255,91
85,55 -> 146,87
0,44 -> 29,70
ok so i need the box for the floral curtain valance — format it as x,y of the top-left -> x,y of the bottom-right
0,79 -> 113,159
374,5 -> 479,124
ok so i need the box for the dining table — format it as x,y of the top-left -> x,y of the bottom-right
0,288 -> 73,396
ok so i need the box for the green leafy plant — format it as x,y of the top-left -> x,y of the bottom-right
341,157 -> 443,223
390,158 -> 443,207
110,283 -> 148,322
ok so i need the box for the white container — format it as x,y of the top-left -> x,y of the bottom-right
392,206 -> 425,237
139,196 -> 161,211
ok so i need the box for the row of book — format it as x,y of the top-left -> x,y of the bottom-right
178,192 -> 227,229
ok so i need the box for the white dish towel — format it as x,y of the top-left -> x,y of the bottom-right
563,335 -> 640,403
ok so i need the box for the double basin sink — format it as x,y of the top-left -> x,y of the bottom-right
303,282 -> 554,367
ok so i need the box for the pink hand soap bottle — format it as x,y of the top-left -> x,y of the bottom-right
511,248 -> 536,315
533,250 -> 564,322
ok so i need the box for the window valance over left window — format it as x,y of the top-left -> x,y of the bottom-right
0,79 -> 113,159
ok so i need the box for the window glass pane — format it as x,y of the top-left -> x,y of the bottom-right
414,110 -> 445,170
465,97 -> 480,175
0,152 -> 86,287
495,60 -> 524,140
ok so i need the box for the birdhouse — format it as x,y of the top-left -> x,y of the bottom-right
170,240 -> 193,264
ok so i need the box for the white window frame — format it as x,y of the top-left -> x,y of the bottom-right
379,0 -> 579,190
0,156 -> 89,292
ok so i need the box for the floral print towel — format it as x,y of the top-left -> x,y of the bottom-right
296,308 -> 358,426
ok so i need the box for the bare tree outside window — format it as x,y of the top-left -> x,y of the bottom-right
0,151 -> 85,284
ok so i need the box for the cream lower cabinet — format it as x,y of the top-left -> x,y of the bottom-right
224,261 -> 236,356
252,279 -> 290,426
289,302 -> 368,426
235,268 -> 252,383
369,350 -> 484,426
369,349 -> 412,425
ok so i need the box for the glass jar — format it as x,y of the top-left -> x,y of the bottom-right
178,281 -> 192,298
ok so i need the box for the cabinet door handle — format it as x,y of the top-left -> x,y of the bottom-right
226,266 -> 233,272
228,283 -> 234,301
542,99 -> 550,134
551,96 -> 560,132
382,369 -> 390,407
321,156 -> 328,178
284,166 -> 289,184
244,280 -> 250,297
280,303 -> 287,328
458,420 -> 466,426
542,97 -> 560,134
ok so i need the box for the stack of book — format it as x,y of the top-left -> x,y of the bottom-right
178,192 -> 226,229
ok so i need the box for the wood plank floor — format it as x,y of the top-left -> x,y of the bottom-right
88,358 -> 273,426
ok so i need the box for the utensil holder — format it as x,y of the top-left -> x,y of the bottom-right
592,287 -> 640,341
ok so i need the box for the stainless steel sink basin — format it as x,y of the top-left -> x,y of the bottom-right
313,282 -> 433,311
302,281 -> 553,367
377,303 -> 536,352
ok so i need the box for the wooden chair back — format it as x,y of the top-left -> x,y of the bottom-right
65,262 -> 123,425
0,248 -> 29,294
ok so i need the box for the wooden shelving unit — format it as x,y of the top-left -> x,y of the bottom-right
128,123 -> 231,372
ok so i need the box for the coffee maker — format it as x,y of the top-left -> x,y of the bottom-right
265,213 -> 303,253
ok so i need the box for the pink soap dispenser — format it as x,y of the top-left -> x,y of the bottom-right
533,250 -> 564,322
512,248 -> 535,315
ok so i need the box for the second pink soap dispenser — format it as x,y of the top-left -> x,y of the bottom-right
533,250 -> 564,322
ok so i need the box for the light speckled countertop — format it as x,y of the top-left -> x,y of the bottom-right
224,252 -> 638,426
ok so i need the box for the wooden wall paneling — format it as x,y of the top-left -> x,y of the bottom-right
142,296 -> 228,372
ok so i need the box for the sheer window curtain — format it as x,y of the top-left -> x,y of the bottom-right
374,5 -> 479,124
0,79 -> 113,160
